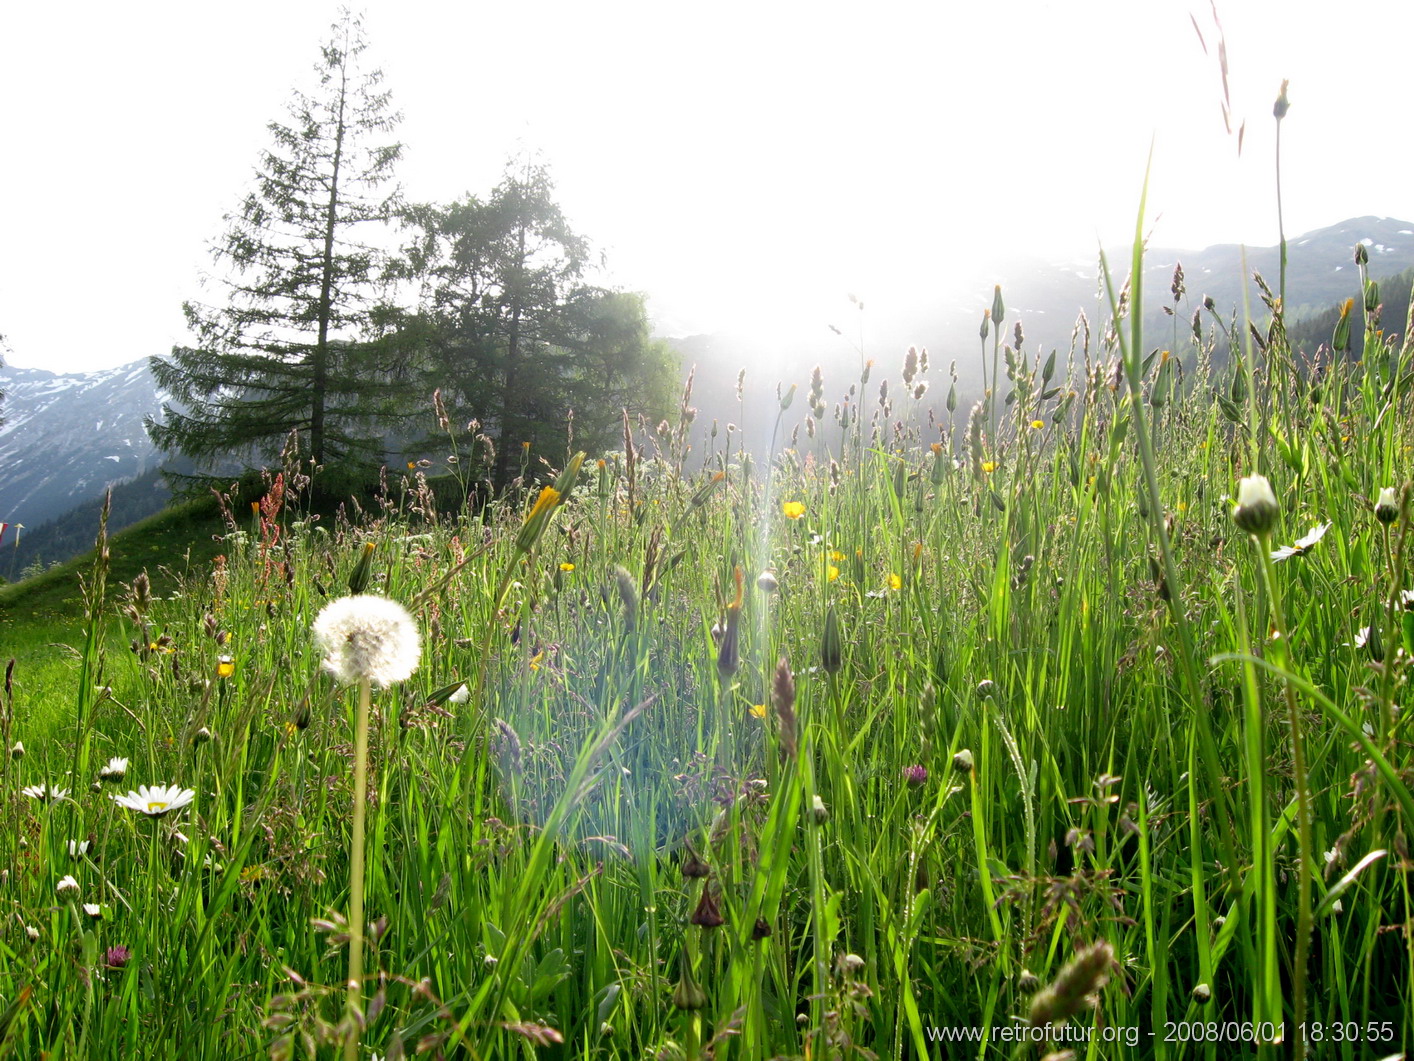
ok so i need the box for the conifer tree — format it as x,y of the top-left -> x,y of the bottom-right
149,12 -> 405,472
405,160 -> 675,488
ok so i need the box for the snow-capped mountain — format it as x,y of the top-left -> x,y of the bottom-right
0,358 -> 166,540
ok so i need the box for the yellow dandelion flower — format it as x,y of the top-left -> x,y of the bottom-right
783,501 -> 806,520
888,573 -> 902,591
560,562 -> 575,572
749,703 -> 768,719
827,565 -> 840,582
527,486 -> 560,520
830,550 -> 845,562
407,461 -> 416,470
982,461 -> 997,474
216,655 -> 235,679
1031,420 -> 1045,430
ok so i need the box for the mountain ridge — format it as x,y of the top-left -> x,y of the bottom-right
5,214 -> 1413,575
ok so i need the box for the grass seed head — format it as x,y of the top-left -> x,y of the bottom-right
773,657 -> 798,759
1028,941 -> 1114,1027
614,567 -> 638,632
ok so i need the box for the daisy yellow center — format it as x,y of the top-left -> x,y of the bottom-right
147,801 -> 169,814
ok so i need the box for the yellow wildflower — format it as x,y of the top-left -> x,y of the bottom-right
216,656 -> 235,679
560,562 -> 575,572
888,573 -> 902,591
827,565 -> 840,582
783,501 -> 806,520
1031,420 -> 1045,430
982,461 -> 997,474
749,703 -> 768,720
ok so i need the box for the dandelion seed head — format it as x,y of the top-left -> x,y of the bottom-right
312,595 -> 421,688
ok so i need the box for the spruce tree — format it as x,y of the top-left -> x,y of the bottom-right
406,160 -> 676,488
149,12 -> 404,472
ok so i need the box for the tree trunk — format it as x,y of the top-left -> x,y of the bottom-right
312,49 -> 349,467
492,217 -> 528,492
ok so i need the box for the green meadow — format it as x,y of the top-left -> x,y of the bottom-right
1,235 -> 1412,1060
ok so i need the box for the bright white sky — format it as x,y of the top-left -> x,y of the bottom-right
2,0 -> 1410,374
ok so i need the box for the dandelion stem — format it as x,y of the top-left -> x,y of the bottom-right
345,676 -> 372,1061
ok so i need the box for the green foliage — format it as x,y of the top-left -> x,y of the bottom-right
1287,264 -> 1413,360
147,11 -> 408,473
5,273 -> 1414,1056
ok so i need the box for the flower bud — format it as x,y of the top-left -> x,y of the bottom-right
689,886 -> 724,928
347,541 -> 377,594
1232,475 -> 1279,536
952,749 -> 974,774
672,973 -> 706,1011
1376,487 -> 1400,525
1272,79 -> 1290,121
680,848 -> 710,880
811,794 -> 829,824
820,606 -> 843,675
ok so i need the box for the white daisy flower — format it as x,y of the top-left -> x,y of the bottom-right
56,874 -> 80,896
312,595 -> 421,688
1270,522 -> 1331,562
448,683 -> 471,705
22,783 -> 69,803
82,903 -> 102,919
110,784 -> 196,818
98,757 -> 129,782
68,840 -> 90,859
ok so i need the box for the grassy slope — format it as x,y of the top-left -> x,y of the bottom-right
0,496 -> 228,625
0,497 -> 228,743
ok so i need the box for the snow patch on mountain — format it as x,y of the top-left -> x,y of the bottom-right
0,357 -> 167,532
